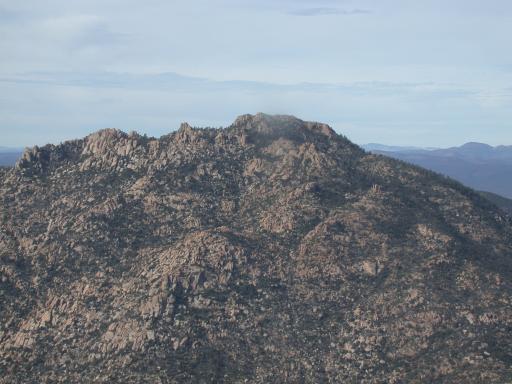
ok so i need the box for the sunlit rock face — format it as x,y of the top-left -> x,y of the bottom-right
1,113 -> 511,383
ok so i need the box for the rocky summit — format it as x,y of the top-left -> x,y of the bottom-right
1,113 -> 512,383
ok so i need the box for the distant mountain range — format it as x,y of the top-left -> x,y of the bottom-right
363,143 -> 439,152
363,142 -> 512,212
0,146 -> 23,152
0,147 -> 23,167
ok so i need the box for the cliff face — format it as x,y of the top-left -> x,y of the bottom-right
1,114 -> 511,383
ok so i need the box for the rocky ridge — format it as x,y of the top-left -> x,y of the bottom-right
1,113 -> 511,383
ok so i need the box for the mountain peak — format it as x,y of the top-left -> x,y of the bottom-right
459,142 -> 494,150
231,113 -> 337,142
12,115 -> 345,177
82,128 -> 131,155
178,122 -> 193,131
461,141 -> 491,147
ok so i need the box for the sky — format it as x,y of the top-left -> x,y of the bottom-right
1,0 -> 511,148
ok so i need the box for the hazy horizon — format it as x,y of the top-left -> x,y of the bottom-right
1,122 -> 510,152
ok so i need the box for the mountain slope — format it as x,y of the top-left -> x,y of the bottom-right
478,191 -> 512,215
1,114 -> 511,383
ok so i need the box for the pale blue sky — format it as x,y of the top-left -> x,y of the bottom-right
1,0 -> 511,147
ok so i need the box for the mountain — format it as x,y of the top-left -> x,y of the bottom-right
0,147 -> 20,152
0,147 -> 23,167
364,143 -> 512,200
1,114 -> 511,383
0,147 -> 23,154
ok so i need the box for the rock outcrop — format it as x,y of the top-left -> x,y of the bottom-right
1,113 -> 511,383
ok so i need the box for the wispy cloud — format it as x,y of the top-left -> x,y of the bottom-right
0,6 -> 23,22
38,15 -> 128,50
0,71 -> 478,101
0,70 -> 510,148
288,7 -> 371,16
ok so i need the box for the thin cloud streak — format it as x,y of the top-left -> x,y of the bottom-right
288,7 -> 372,16
0,71 -> 477,99
1,70 -> 510,148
